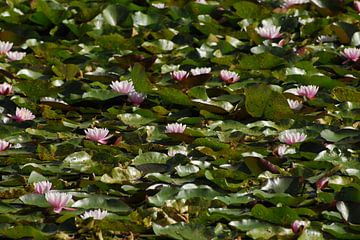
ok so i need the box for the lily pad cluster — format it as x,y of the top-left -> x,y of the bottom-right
0,0 -> 359,239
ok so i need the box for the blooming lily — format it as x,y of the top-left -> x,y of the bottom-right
190,67 -> 211,76
219,70 -> 240,84
85,127 -> 112,144
45,191 -> 72,213
128,91 -> 146,106
255,25 -> 282,39
165,123 -> 187,134
110,80 -> 135,94
297,85 -> 319,100
12,107 -> 35,122
341,47 -> 360,62
287,99 -> 303,110
0,82 -> 13,95
6,51 -> 26,61
34,181 -> 52,194
0,41 -> 13,54
80,209 -> 108,220
279,130 -> 307,145
0,139 -> 10,151
171,70 -> 189,81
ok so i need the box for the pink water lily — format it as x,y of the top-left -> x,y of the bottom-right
80,209 -> 108,220
6,51 -> 26,61
355,1 -> 360,12
287,99 -> 303,110
219,70 -> 240,84
341,47 -> 360,62
0,139 -> 10,151
297,85 -> 319,99
12,107 -> 35,122
45,191 -> 73,213
128,91 -> 146,106
282,0 -> 309,8
190,67 -> 211,76
171,70 -> 189,81
0,41 -> 13,54
165,123 -> 187,134
85,127 -> 112,144
255,25 -> 283,39
279,130 -> 307,145
316,177 -> 329,190
110,80 -> 135,94
0,82 -> 13,95
34,180 -> 52,194
291,220 -> 307,234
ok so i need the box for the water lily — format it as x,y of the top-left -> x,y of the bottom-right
277,144 -> 289,157
282,0 -> 309,8
0,82 -> 13,95
291,220 -> 307,234
128,91 -> 146,106
297,85 -> 319,99
0,41 -> 13,54
171,70 -> 189,81
219,70 -> 240,84
341,47 -> 360,62
165,123 -> 187,134
80,209 -> 108,220
85,127 -> 112,144
45,191 -> 72,213
0,139 -> 10,151
190,67 -> 211,76
279,130 -> 307,145
287,99 -> 303,110
12,107 -> 35,122
110,80 -> 135,94
255,25 -> 282,39
355,1 -> 360,13
34,181 -> 52,194
6,51 -> 26,61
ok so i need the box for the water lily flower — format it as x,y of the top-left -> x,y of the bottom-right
12,107 -> 35,122
34,180 -> 52,194
0,82 -> 13,95
0,41 -> 13,54
219,70 -> 240,84
277,144 -> 289,157
128,91 -> 146,106
297,85 -> 319,99
171,70 -> 189,81
255,25 -> 282,39
6,51 -> 26,61
287,99 -> 303,110
110,80 -> 135,94
341,47 -> 360,62
190,67 -> 211,76
85,127 -> 112,144
355,1 -> 360,13
45,191 -> 72,213
279,130 -> 307,145
291,220 -> 307,234
80,209 -> 108,220
282,0 -> 309,8
165,123 -> 187,134
0,139 -> 10,151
